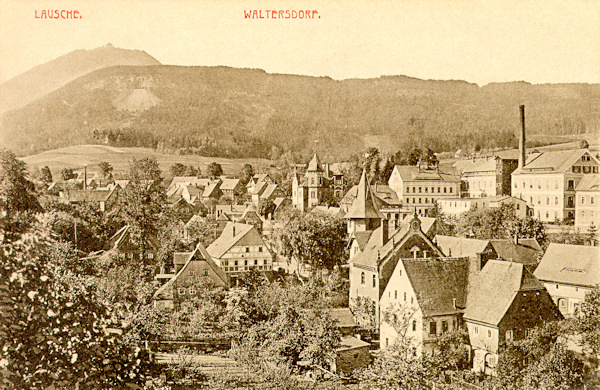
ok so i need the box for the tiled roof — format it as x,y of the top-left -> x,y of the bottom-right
186,185 -> 203,198
393,165 -> 460,182
513,149 -> 596,175
207,222 -> 256,259
435,235 -> 490,258
65,189 -> 114,202
220,178 -> 241,191
534,243 -> 600,288
329,308 -> 357,329
203,181 -> 221,197
344,169 -> 384,220
311,206 -> 343,217
260,184 -> 279,199
351,231 -> 374,251
489,240 -> 541,266
465,260 -> 544,326
154,244 -> 228,300
403,257 -> 471,316
576,175 -> 600,191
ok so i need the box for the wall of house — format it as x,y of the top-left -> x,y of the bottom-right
335,345 -> 371,375
541,281 -> 591,318
499,287 -> 562,343
512,173 -> 567,221
467,322 -> 499,354
174,259 -> 228,303
466,173 -> 497,198
575,189 -> 600,229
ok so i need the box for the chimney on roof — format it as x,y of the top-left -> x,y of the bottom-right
514,232 -> 519,246
380,217 -> 389,246
519,105 -> 526,168
232,225 -> 236,237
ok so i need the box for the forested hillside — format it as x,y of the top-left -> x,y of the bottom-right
2,65 -> 598,161
0,44 -> 160,113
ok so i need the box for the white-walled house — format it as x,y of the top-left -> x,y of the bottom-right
379,257 -> 471,355
534,243 -> 600,318
575,175 -> 600,230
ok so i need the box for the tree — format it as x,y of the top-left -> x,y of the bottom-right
207,162 -> 223,179
0,150 -> 40,238
578,285 -> 600,365
60,167 -> 76,181
110,157 -> 166,264
170,162 -> 187,177
238,163 -> 254,185
0,221 -> 156,389
277,210 -> 348,273
186,165 -> 200,177
40,165 -> 52,183
98,161 -> 113,180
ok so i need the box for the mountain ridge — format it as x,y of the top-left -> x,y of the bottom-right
0,44 -> 160,113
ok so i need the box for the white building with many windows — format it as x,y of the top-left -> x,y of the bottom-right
511,149 -> 599,222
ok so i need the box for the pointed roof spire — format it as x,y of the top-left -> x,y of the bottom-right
344,168 -> 383,219
307,151 -> 322,172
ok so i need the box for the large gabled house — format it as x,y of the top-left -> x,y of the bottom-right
464,260 -> 561,375
534,243 -> 600,318
511,148 -> 599,222
348,214 -> 445,330
379,256 -> 472,355
207,222 -> 274,279
388,160 -> 461,217
153,244 -> 230,310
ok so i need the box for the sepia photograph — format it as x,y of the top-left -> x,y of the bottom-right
0,0 -> 599,388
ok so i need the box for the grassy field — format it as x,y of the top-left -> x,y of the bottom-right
21,144 -> 272,179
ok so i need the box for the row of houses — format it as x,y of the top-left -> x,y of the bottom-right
345,167 -> 599,374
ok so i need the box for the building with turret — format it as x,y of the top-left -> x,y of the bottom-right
292,152 -> 329,212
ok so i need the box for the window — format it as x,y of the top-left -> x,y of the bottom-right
474,326 -> 479,334
442,321 -> 448,333
178,288 -> 186,295
419,198 -> 422,203
412,320 -> 417,332
582,196 -> 585,204
444,187 -> 447,193
568,180 -> 574,190
223,261 -> 228,266
572,166 -> 581,173
429,321 -> 437,335
546,197 -> 549,205
412,187 -> 416,193
555,197 -> 558,205
234,260 -> 238,266
425,187 -> 428,193
406,187 -> 410,193
395,290 -> 397,299
254,259 -> 258,265
246,247 -> 250,253
259,247 -> 263,252
592,197 -> 595,204
399,269 -> 402,276
361,272 -> 365,285
594,166 -> 598,173
189,287 -> 196,295
449,188 -> 453,193
244,260 -> 248,266
419,187 -> 422,193
506,330 -> 513,340
411,297 -> 414,304
189,270 -> 195,276
404,292 -> 407,301
437,187 -> 441,193
487,329 -> 492,338
372,275 -> 376,288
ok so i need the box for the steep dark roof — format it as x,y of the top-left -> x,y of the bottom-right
489,240 -> 541,266
403,257 -> 471,316
464,260 -> 544,326
344,169 -> 383,220
207,222 -> 260,259
329,308 -> 357,329
352,231 -> 374,251
306,152 -> 323,172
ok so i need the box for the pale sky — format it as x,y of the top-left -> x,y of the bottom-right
1,0 -> 599,85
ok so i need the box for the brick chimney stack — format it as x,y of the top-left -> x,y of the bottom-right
519,105 -> 526,168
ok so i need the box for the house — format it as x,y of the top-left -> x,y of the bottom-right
453,156 -> 518,198
60,187 -> 119,212
379,257 -> 472,355
215,204 -> 246,220
574,175 -> 600,229
334,336 -> 371,375
106,225 -> 160,263
464,260 -> 561,375
323,162 -> 348,200
220,178 -> 244,203
292,152 -> 331,212
437,195 -> 530,219
153,244 -> 230,310
435,235 -> 542,272
534,243 -> 600,318
388,160 -> 461,217
170,198 -> 199,224
202,179 -> 223,202
511,148 -> 599,222
207,222 -> 274,279
252,183 -> 284,208
237,205 -> 264,233
348,214 -> 445,330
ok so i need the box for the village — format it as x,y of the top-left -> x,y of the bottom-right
1,108 -> 599,389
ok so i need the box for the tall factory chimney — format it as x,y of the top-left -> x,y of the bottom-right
519,105 -> 526,168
